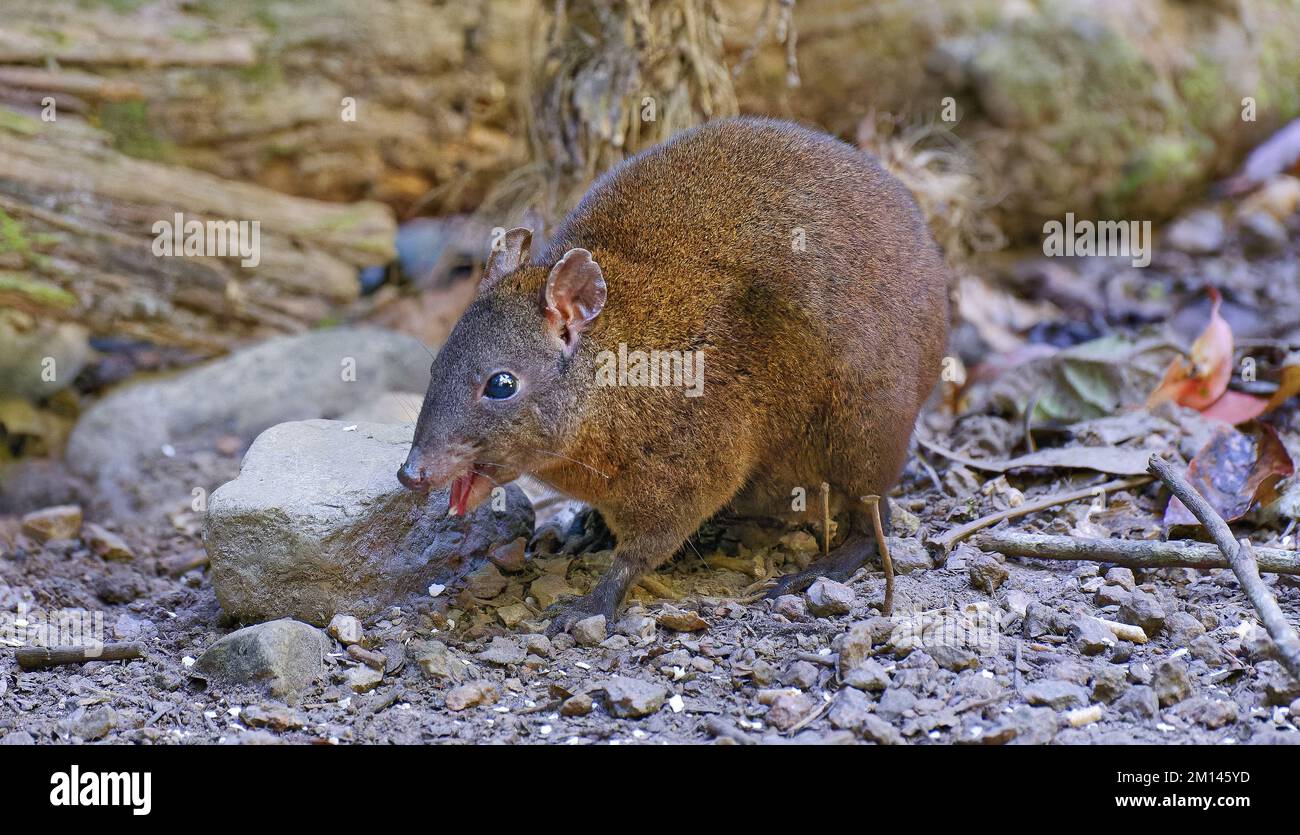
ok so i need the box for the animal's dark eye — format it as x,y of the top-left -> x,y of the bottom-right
483,371 -> 519,400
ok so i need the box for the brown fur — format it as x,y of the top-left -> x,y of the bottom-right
401,117 -> 950,628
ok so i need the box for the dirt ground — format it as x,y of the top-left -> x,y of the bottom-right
1,429 -> 1298,746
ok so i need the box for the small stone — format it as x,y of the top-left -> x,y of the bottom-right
616,614 -> 657,642
876,687 -> 917,723
529,574 -> 577,609
842,656 -> 890,692
21,505 -> 83,542
886,537 -> 932,575
191,619 -> 328,703
83,523 -> 133,560
1188,634 -> 1225,664
1024,679 -> 1087,710
1091,665 -> 1129,703
0,731 -> 36,745
1103,567 -> 1135,590
344,665 -> 383,693
1262,662 -> 1300,706
1095,584 -> 1132,607
496,603 -> 531,629
571,615 -> 607,646
837,620 -> 883,687
1115,685 -> 1159,720
1119,590 -> 1166,636
772,595 -> 809,621
1128,660 -> 1154,685
560,693 -> 593,717
805,579 -> 855,616
602,676 -> 668,718
413,640 -> 465,683
780,530 -> 819,555
749,659 -> 777,686
859,715 -> 906,745
326,614 -> 363,645
466,563 -> 508,599
1176,697 -> 1238,729
1165,612 -> 1206,645
656,605 -> 708,632
1152,658 -> 1192,706
524,634 -> 552,658
487,537 -> 528,572
968,553 -> 1008,594
1071,616 -> 1117,656
766,691 -> 814,731
112,613 -> 152,641
445,681 -> 499,711
971,706 -> 1058,745
600,634 -> 629,651
929,643 -> 979,672
1165,208 -> 1225,254
828,687 -> 873,731
782,660 -> 820,690
478,636 -> 526,665
67,706 -> 116,741
242,704 -> 305,731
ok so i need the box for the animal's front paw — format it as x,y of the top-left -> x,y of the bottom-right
544,593 -> 617,637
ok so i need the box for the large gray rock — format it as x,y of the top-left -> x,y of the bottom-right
191,619 -> 329,703
65,327 -> 432,506
205,419 -> 534,626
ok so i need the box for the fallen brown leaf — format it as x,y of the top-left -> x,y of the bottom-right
1164,422 -> 1295,527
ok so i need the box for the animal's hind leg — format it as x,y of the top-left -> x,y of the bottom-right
764,503 -> 890,598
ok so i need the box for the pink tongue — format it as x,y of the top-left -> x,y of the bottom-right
450,474 -> 473,516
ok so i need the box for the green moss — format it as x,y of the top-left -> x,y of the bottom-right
0,107 -> 41,137
78,0 -> 147,12
1110,134 -> 1209,206
0,209 -> 34,260
0,272 -> 77,309
98,100 -> 170,161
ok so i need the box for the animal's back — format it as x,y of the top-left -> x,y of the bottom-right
545,117 -> 948,419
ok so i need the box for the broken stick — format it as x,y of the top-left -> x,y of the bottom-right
1148,455 -> 1300,681
930,475 -> 1153,553
15,642 -> 145,670
863,495 -> 894,616
974,531 -> 1300,576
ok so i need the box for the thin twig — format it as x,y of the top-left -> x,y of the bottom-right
820,481 -> 831,557
1148,455 -> 1300,680
863,495 -> 894,616
929,476 -> 1153,553
974,531 -> 1300,576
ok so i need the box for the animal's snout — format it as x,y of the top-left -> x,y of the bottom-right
397,460 -> 432,491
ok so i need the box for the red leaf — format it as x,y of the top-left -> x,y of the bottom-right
1148,288 -> 1233,411
1164,422 -> 1295,527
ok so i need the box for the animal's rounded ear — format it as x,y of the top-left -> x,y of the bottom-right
543,248 -> 606,354
481,227 -> 533,292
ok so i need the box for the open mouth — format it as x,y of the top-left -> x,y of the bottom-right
448,468 -> 493,516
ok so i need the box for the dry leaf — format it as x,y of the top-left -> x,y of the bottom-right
1199,389 -> 1269,424
1164,422 -> 1295,527
1148,287 -> 1232,411
1266,355 -> 1300,411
